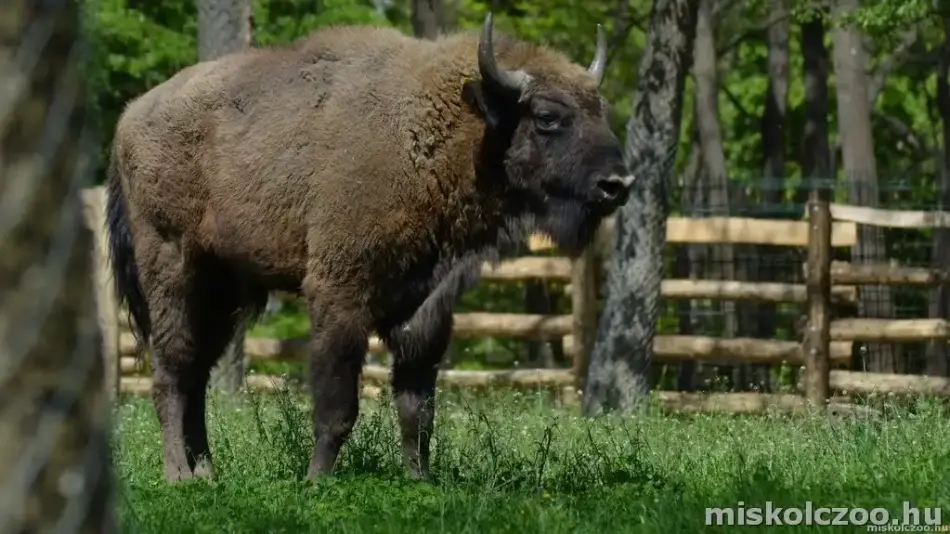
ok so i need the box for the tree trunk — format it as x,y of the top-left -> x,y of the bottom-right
411,0 -> 443,39
197,0 -> 253,392
799,15 -> 832,188
582,0 -> 699,415
0,2 -> 119,532
831,0 -> 899,373
761,0 -> 789,192
693,0 -> 740,388
443,0 -> 459,32
928,15 -> 950,377
693,0 -> 729,208
197,0 -> 252,60
751,0 -> 789,390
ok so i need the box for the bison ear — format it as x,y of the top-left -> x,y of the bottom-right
462,80 -> 505,130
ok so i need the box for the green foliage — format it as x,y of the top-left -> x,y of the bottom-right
252,0 -> 392,45
79,0 -> 390,178
113,390 -> 950,532
845,0 -> 939,34
81,0 -> 195,169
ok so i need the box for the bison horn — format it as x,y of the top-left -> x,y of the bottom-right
478,13 -> 528,94
588,24 -> 607,86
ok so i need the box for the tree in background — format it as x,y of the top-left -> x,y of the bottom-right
798,9 -> 831,216
840,0 -> 949,377
929,13 -> 950,376
749,0 -> 790,390
0,1 -> 118,531
198,0 -> 253,58
197,0 -> 254,392
832,0 -> 899,373
583,0 -> 700,415
691,0 -> 736,386
412,0 -> 443,38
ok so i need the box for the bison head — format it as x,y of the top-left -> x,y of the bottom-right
464,13 -> 633,256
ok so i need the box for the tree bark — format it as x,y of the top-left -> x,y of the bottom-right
197,0 -> 253,392
0,2 -> 119,532
831,0 -> 899,373
197,0 -> 252,60
693,0 -> 729,197
411,0 -> 443,40
927,15 -> 950,377
583,0 -> 699,415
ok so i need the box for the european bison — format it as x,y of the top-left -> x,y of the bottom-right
106,13 -> 633,482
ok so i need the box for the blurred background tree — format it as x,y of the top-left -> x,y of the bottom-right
0,1 -> 119,531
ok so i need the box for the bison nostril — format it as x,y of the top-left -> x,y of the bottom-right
596,174 -> 631,201
597,179 -> 623,200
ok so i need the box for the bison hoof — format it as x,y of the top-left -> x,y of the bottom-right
164,465 -> 195,483
306,463 -> 335,481
193,458 -> 214,479
164,459 -> 214,483
406,466 -> 430,481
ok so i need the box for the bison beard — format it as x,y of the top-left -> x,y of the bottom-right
106,13 -> 632,482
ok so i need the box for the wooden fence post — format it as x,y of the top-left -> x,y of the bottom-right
81,187 -> 121,400
804,186 -> 832,407
571,243 -> 599,392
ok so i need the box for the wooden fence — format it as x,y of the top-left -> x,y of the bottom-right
82,186 -> 950,413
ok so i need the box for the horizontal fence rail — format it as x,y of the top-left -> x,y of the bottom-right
81,186 -> 950,413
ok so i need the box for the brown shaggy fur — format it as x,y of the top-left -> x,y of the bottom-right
106,19 -> 631,482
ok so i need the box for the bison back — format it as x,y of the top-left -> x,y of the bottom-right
111,25 -> 476,283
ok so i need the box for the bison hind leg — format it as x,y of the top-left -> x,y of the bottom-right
382,307 -> 454,480
303,281 -> 371,479
184,255 -> 263,478
145,245 -> 248,483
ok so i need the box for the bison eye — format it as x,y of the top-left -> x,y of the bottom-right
533,112 -> 561,133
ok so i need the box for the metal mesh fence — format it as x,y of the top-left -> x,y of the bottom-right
0,1 -> 119,532
659,173 -> 950,389
659,177 -> 811,392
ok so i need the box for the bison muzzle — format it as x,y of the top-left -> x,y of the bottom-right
106,13 -> 633,483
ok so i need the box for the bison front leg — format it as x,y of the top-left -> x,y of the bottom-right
384,310 -> 453,479
304,292 -> 369,479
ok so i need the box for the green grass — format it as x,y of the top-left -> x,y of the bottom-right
113,387 -> 950,533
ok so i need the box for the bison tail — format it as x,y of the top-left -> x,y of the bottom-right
105,150 -> 151,353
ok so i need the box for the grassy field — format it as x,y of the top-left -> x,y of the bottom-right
113,386 -> 950,533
